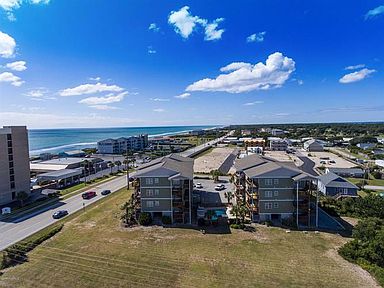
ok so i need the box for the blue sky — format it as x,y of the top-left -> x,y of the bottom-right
0,0 -> 383,128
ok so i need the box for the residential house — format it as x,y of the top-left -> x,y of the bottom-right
318,172 -> 358,198
325,167 -> 364,178
356,143 -> 375,150
134,154 -> 194,224
234,154 -> 318,227
303,139 -> 324,152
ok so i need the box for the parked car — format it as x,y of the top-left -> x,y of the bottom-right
101,189 -> 111,196
215,184 -> 225,191
195,183 -> 203,189
129,177 -> 135,182
329,160 -> 336,164
82,191 -> 97,199
52,210 -> 68,219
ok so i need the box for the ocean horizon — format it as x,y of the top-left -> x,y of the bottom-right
28,125 -> 217,155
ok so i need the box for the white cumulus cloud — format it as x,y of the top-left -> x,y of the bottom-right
78,91 -> 128,105
0,31 -> 16,58
0,71 -> 24,86
5,60 -> 26,71
339,68 -> 376,84
148,23 -> 160,32
153,108 -> 165,112
186,52 -> 296,93
246,32 -> 266,43
88,105 -> 120,110
0,0 -> 50,21
175,92 -> 191,99
168,6 -> 224,41
60,82 -> 124,96
150,98 -> 169,102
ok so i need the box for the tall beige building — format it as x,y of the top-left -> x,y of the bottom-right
0,126 -> 31,205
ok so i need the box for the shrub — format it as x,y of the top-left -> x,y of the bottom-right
138,212 -> 152,226
161,216 -> 172,225
230,223 -> 245,229
282,216 -> 297,229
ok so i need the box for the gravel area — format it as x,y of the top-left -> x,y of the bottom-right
194,147 -> 236,173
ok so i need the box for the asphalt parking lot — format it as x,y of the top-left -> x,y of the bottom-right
193,177 -> 235,207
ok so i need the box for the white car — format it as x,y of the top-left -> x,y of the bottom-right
195,183 -> 203,189
215,184 -> 225,191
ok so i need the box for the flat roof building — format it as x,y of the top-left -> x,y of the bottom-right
97,134 -> 148,154
0,126 -> 31,205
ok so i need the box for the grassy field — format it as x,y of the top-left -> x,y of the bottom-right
0,189 -> 379,288
346,177 -> 384,187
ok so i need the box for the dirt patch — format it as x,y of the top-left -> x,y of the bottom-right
194,147 -> 235,173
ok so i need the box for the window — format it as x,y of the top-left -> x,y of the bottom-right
8,155 -> 13,162
154,189 -> 160,196
154,200 -> 160,207
274,191 -> 279,197
145,178 -> 153,185
8,147 -> 13,155
154,178 -> 159,184
146,189 -> 154,196
9,175 -> 15,182
274,179 -> 279,185
7,134 -> 12,141
265,191 -> 272,197
274,202 -> 279,208
265,179 -> 273,185
12,191 -> 15,200
265,202 -> 272,209
10,182 -> 15,189
146,201 -> 154,208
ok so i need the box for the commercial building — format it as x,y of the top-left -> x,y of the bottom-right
325,167 -> 364,178
0,126 -> 31,205
234,154 -> 318,227
303,139 -> 324,152
134,154 -> 194,224
268,137 -> 288,151
30,157 -> 104,175
97,134 -> 148,154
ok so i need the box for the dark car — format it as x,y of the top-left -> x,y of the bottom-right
129,177 -> 135,182
52,210 -> 68,219
101,189 -> 111,195
82,191 -> 97,199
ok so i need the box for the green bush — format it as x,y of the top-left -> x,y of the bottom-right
161,215 -> 172,225
230,223 -> 245,229
1,224 -> 63,269
282,216 -> 297,228
138,212 -> 152,226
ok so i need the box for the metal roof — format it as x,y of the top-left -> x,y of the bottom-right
37,169 -> 82,180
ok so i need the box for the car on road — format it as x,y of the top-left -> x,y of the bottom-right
82,191 -> 97,199
101,189 -> 111,196
215,184 -> 225,191
52,210 -> 68,219
195,183 -> 203,189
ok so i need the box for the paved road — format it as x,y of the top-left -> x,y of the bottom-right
297,156 -> 318,176
0,174 -> 131,251
364,185 -> 384,191
218,148 -> 238,174
179,131 -> 233,158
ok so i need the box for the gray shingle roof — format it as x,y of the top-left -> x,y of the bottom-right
318,172 -> 358,189
327,167 -> 364,175
135,154 -> 194,179
235,154 -> 315,180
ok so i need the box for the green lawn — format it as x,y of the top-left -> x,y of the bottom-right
0,189 -> 378,288
346,177 -> 384,187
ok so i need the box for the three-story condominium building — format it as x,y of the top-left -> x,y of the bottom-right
0,126 -> 31,205
234,154 -> 318,227
97,134 -> 149,154
134,154 -> 194,224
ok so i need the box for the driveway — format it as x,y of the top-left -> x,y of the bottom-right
194,177 -> 235,207
298,156 -> 318,176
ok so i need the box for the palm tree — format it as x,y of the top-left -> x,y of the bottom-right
115,160 -> 122,171
16,191 -> 29,207
230,204 -> 240,224
211,170 -> 220,183
81,160 -> 90,183
108,162 -> 115,174
224,191 -> 234,205
124,156 -> 136,189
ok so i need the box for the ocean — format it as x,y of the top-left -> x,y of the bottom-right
28,126 -> 215,155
